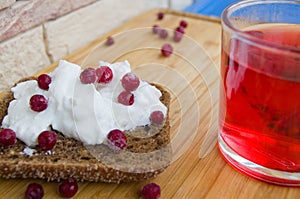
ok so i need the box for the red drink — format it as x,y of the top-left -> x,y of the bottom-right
220,24 -> 300,174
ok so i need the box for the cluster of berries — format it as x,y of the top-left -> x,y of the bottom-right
79,65 -> 165,153
25,178 -> 78,199
154,12 -> 188,57
0,74 -> 57,152
24,180 -> 161,199
104,11 -> 188,60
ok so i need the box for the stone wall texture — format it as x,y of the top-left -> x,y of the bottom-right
0,0 -> 97,42
0,0 -> 168,92
0,0 -> 15,11
0,26 -> 51,90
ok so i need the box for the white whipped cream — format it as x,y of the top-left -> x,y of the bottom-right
1,60 -> 167,146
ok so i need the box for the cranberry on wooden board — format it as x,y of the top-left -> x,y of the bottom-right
106,36 -> 114,46
58,178 -> 78,198
180,20 -> 188,28
25,183 -> 44,199
173,30 -> 183,42
161,44 -> 173,57
152,25 -> 161,34
157,12 -> 164,20
141,183 -> 161,199
175,26 -> 185,34
159,29 -> 168,39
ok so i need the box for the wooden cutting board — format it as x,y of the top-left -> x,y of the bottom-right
1,8 -> 300,199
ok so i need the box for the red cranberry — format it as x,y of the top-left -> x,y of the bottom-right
173,31 -> 183,42
141,183 -> 161,199
159,29 -> 168,39
25,183 -> 44,199
58,178 -> 78,198
157,12 -> 164,20
117,91 -> 134,106
80,68 -> 96,84
30,95 -> 48,112
150,111 -> 164,125
37,74 -> 51,90
106,36 -> 114,46
0,128 -> 17,147
107,129 -> 127,152
38,130 -> 57,151
161,44 -> 173,57
121,72 -> 140,91
175,26 -> 185,34
180,20 -> 188,28
96,66 -> 113,84
152,25 -> 161,34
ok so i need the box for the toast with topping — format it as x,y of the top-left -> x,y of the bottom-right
0,68 -> 171,183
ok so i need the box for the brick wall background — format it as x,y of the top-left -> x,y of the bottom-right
0,0 -> 176,92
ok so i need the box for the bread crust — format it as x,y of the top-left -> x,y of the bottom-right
0,78 -> 171,183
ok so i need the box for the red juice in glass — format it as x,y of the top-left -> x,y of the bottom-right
219,23 -> 300,183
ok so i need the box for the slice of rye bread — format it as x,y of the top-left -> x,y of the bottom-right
0,77 -> 171,183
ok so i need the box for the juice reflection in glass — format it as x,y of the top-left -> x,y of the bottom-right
219,1 -> 300,186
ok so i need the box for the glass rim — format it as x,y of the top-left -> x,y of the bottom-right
221,0 -> 300,54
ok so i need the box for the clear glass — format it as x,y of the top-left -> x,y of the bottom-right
219,0 -> 300,186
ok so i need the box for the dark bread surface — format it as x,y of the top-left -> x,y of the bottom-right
0,77 -> 171,183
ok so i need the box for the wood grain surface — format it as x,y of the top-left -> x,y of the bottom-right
1,9 -> 299,199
